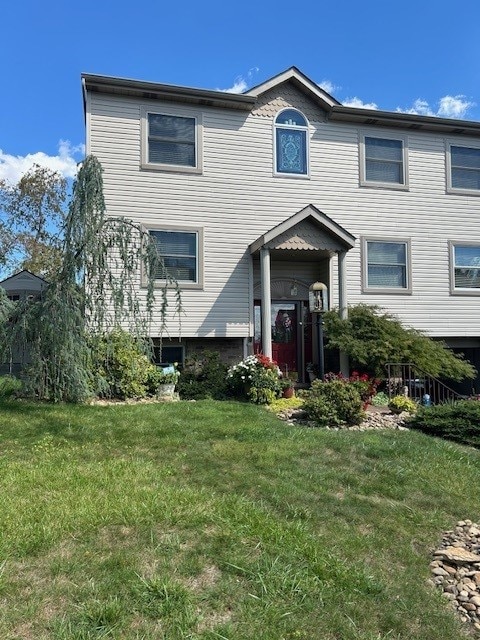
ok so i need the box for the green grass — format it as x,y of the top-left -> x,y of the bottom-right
0,399 -> 479,639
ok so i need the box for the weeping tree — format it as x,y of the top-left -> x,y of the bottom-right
324,304 -> 476,382
1,155 -> 180,402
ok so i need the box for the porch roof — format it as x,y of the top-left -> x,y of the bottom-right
249,205 -> 356,255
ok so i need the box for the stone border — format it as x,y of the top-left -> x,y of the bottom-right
430,520 -> 480,633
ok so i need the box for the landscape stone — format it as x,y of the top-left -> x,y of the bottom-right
431,519 -> 480,633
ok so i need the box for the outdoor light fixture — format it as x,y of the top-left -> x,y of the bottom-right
309,282 -> 329,381
308,281 -> 329,314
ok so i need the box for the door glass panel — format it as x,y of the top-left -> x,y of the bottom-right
271,303 -> 297,375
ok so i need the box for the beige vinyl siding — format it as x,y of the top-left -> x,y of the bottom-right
89,93 -> 480,339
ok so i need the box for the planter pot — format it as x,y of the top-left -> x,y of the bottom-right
282,386 -> 295,399
157,383 -> 175,398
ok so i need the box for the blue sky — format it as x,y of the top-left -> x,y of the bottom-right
2,0 -> 480,183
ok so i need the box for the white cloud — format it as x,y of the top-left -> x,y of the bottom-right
438,95 -> 474,118
219,67 -> 260,94
0,140 -> 85,184
343,97 -> 379,110
397,95 -> 475,119
318,79 -> 338,95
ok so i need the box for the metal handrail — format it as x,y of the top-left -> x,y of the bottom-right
386,362 -> 462,405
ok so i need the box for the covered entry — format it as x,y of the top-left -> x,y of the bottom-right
249,205 -> 355,381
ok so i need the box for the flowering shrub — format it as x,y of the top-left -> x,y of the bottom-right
227,355 -> 282,404
324,371 -> 380,403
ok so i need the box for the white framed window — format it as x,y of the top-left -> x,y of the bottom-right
274,109 -> 309,177
362,237 -> 411,293
447,143 -> 480,194
148,226 -> 204,290
450,242 -> 480,294
360,134 -> 408,189
141,108 -> 203,173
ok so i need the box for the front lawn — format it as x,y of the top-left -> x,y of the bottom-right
0,400 -> 479,639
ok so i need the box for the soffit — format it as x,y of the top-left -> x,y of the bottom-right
82,74 -> 255,111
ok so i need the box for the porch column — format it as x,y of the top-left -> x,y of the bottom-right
338,250 -> 349,375
338,250 -> 348,320
260,248 -> 272,359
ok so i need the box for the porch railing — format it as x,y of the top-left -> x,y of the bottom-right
385,362 -> 463,405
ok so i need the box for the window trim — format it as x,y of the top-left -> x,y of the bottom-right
145,224 -> 204,290
362,236 -> 412,294
446,141 -> 480,196
359,132 -> 409,190
273,108 -> 310,179
141,107 -> 203,174
449,241 -> 480,295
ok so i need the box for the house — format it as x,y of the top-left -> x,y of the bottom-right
82,67 -> 480,390
0,270 -> 48,374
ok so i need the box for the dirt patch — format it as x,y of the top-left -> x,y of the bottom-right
187,564 -> 221,592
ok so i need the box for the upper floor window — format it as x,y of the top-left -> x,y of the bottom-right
362,238 -> 411,293
360,134 -> 408,189
142,109 -> 202,173
149,227 -> 203,289
274,109 -> 309,177
451,243 -> 480,293
447,144 -> 480,194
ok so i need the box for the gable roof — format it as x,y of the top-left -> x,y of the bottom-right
249,204 -> 356,255
245,66 -> 341,110
0,269 -> 48,288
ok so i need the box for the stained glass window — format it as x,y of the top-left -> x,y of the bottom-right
275,109 -> 308,175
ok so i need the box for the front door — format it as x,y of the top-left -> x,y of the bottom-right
254,300 -> 312,381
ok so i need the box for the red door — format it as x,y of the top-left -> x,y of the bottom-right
254,300 -> 313,382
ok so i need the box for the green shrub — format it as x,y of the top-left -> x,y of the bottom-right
177,350 -> 228,400
303,379 -> 364,428
409,400 -> 480,447
388,395 -> 417,414
90,330 -> 159,399
371,391 -> 389,406
227,354 -> 282,405
0,375 -> 22,398
323,304 -> 476,382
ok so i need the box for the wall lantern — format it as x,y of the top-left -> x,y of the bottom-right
308,281 -> 329,314
308,282 -> 329,381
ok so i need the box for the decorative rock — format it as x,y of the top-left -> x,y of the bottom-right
277,405 -> 409,431
431,519 -> 480,633
434,547 -> 480,564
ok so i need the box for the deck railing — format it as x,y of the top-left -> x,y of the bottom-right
385,362 -> 462,405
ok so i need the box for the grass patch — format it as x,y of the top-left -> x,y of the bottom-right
0,399 -> 479,638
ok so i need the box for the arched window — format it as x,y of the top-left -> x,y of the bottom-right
274,109 -> 309,176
